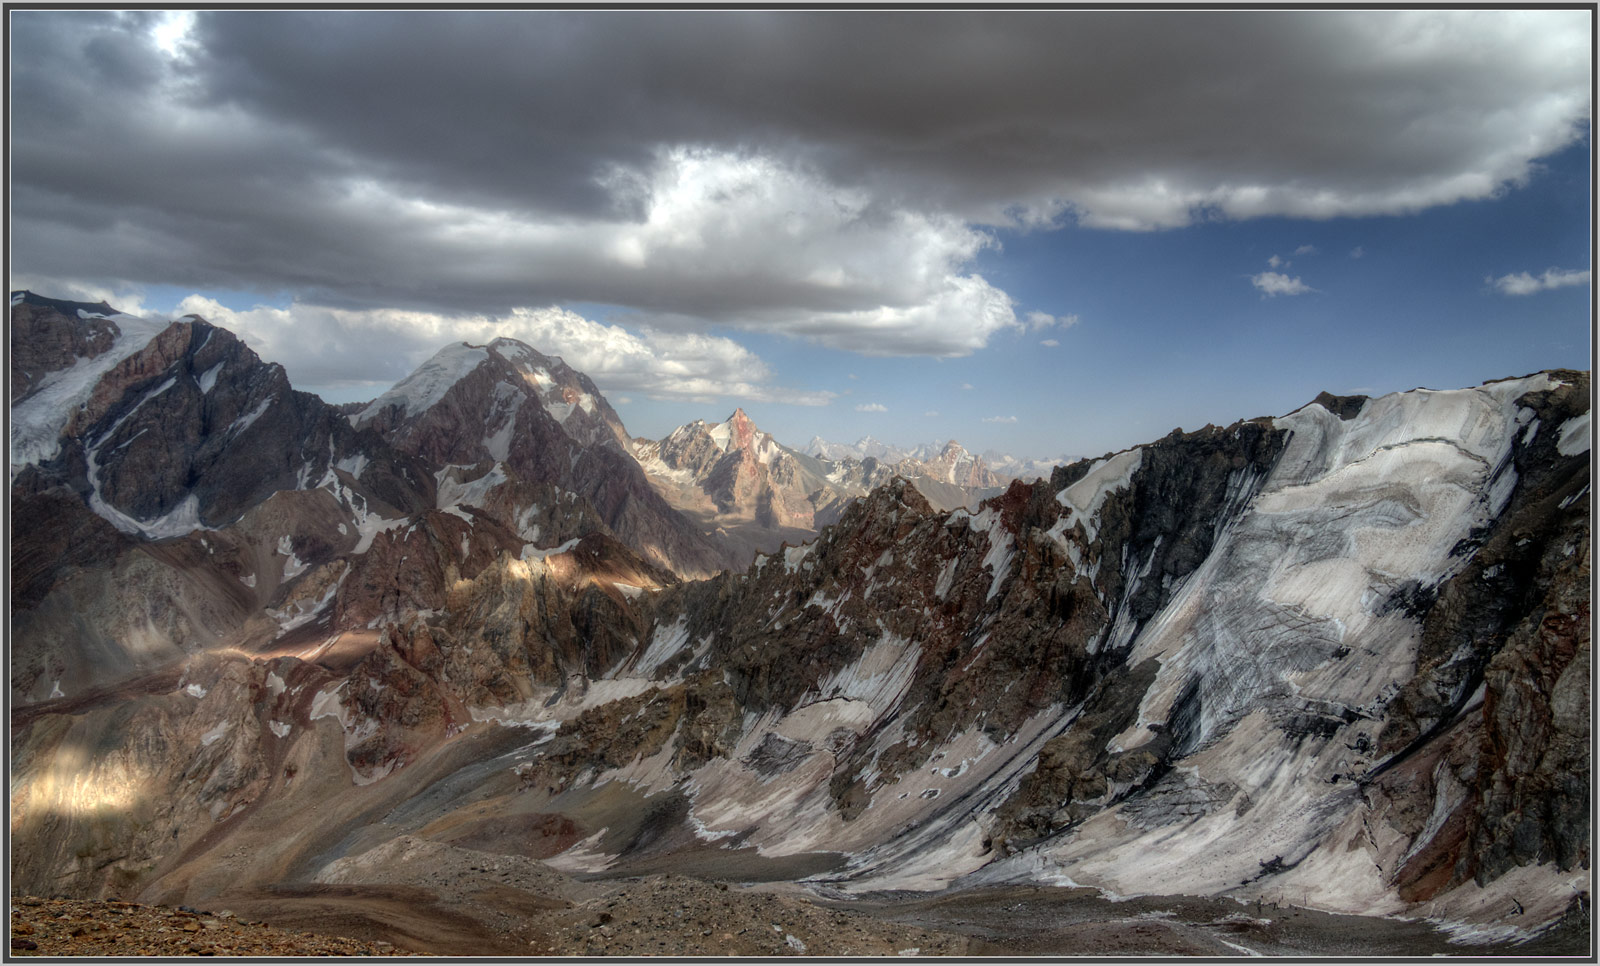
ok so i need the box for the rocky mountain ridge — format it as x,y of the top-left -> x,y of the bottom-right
633,412 -> 1010,566
352,337 -> 734,578
8,293 -> 719,705
7,290 -> 1591,951
805,433 -> 1068,487
630,408 -> 857,563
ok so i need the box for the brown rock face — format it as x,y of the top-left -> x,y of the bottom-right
9,652 -> 292,898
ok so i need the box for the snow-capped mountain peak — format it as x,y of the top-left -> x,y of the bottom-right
352,341 -> 492,426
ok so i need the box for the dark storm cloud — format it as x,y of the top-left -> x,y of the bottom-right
10,9 -> 1590,344
175,10 -> 1587,220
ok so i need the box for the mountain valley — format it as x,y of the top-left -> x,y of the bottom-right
7,290 -> 1591,957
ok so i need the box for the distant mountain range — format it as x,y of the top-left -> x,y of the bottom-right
631,413 -> 1012,562
803,434 -> 1077,480
9,289 -> 1591,947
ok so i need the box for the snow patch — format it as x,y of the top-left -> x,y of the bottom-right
278,535 -> 308,580
933,556 -> 959,600
783,542 -> 814,574
199,721 -> 229,747
196,360 -> 225,393
269,720 -> 292,738
9,311 -> 170,476
1054,448 -> 1142,544
227,395 -> 275,437
635,617 -> 691,677
522,537 -> 581,561
353,342 -> 489,426
1556,411 -> 1590,456
813,632 -> 921,719
334,453 -> 370,480
435,462 -> 508,512
272,566 -> 348,635
708,419 -> 733,452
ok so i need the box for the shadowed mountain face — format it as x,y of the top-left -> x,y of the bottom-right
351,338 -> 737,579
8,291 -> 1590,949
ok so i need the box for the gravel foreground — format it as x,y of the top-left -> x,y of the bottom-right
12,873 -> 1587,958
8,895 -> 413,956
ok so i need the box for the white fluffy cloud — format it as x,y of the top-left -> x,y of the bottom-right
1251,271 -> 1318,297
171,295 -> 835,406
983,415 -> 1019,424
1488,267 -> 1591,295
1026,311 -> 1081,332
855,402 -> 888,412
1040,339 -> 1060,347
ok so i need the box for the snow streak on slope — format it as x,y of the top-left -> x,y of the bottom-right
10,312 -> 171,478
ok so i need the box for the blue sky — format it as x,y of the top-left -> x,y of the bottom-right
11,10 -> 1592,461
609,141 -> 1592,457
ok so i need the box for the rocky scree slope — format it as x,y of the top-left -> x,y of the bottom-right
8,296 -> 1589,946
